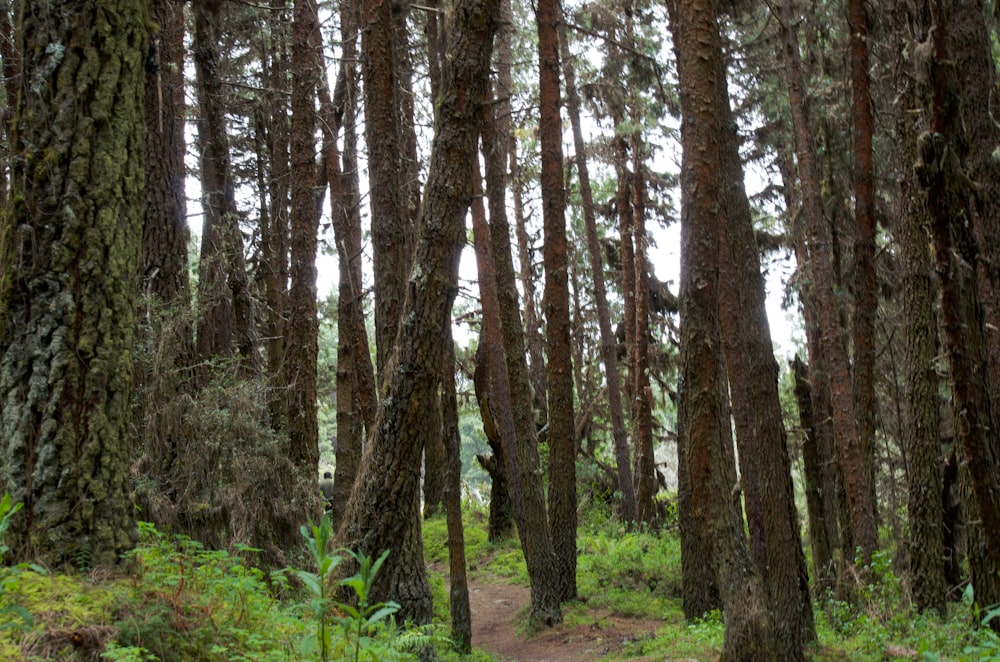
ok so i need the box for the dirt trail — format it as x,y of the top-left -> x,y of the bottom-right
465,575 -> 664,661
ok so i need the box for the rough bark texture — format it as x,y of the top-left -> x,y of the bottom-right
778,0 -> 878,562
671,0 -> 773,656
143,0 -> 189,307
335,0 -> 499,622
714,53 -> 813,657
537,0 -> 577,602
0,0 -> 147,566
286,0 -> 322,479
559,26 -> 637,524
473,341 -> 515,542
362,0 -> 411,380
915,0 -> 1000,611
892,0 -> 946,614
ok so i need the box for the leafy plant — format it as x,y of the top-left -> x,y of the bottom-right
0,493 -> 42,634
295,512 -> 344,660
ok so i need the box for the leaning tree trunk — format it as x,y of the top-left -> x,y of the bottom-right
671,0 -> 774,657
335,0 -> 499,622
715,48 -> 813,657
0,0 -> 147,566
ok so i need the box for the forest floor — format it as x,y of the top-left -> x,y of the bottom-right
448,566 -> 673,661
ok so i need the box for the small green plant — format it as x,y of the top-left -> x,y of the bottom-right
0,493 -> 42,634
295,512 -> 345,660
337,547 -> 400,662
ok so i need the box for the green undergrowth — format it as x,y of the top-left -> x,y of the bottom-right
5,492 -> 1000,660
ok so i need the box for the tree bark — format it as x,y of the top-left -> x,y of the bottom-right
335,0 -> 499,622
0,0 -> 147,566
671,0 -> 773,656
715,49 -> 814,656
537,0 -> 577,602
778,0 -> 878,563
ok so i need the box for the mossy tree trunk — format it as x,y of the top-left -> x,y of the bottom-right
0,0 -> 147,567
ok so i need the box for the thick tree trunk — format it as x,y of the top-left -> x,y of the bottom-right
891,0 -> 947,615
335,0 -> 499,622
671,0 -> 773,656
0,0 -> 147,566
778,0 -> 878,563
714,52 -> 814,657
537,0 -> 577,602
915,1 -> 1000,611
561,25 -> 637,522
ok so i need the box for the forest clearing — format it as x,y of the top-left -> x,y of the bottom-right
2,0 -> 1000,660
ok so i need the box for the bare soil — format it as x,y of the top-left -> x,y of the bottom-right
465,574 -> 666,661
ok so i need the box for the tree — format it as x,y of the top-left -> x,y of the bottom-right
537,0 -> 577,602
777,0 -> 878,564
670,0 -> 773,656
335,0 -> 500,621
285,0 -> 323,479
0,0 -> 148,565
559,24 -> 637,524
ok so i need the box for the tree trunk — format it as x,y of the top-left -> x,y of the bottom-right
848,0 -> 879,522
891,0 -> 946,615
442,333 -> 472,652
362,0 -> 412,380
480,69 -> 564,623
143,0 -> 189,307
193,0 -> 260,374
915,0 -> 1000,611
285,0 -> 323,484
537,0 -> 577,602
715,50 -> 814,656
335,0 -> 499,622
473,341 -> 515,542
0,0 -> 147,566
671,0 -> 773,656
778,0 -> 878,563
791,355 -> 836,593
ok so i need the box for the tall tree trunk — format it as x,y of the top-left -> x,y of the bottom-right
631,136 -> 658,527
286,0 -> 323,481
0,0 -> 147,566
559,27 -> 638,525
0,1 -> 20,210
778,0 -> 878,563
848,0 -> 879,522
335,0 -> 499,622
915,0 -> 1000,612
193,0 -> 260,374
320,0 -> 378,528
362,0 -> 411,380
715,50 -> 814,656
480,69 -> 564,624
671,0 -> 773,657
257,0 -> 291,430
537,0 -> 577,602
143,0 -> 189,307
891,0 -> 946,615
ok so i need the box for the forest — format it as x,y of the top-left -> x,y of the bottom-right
0,0 -> 999,659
